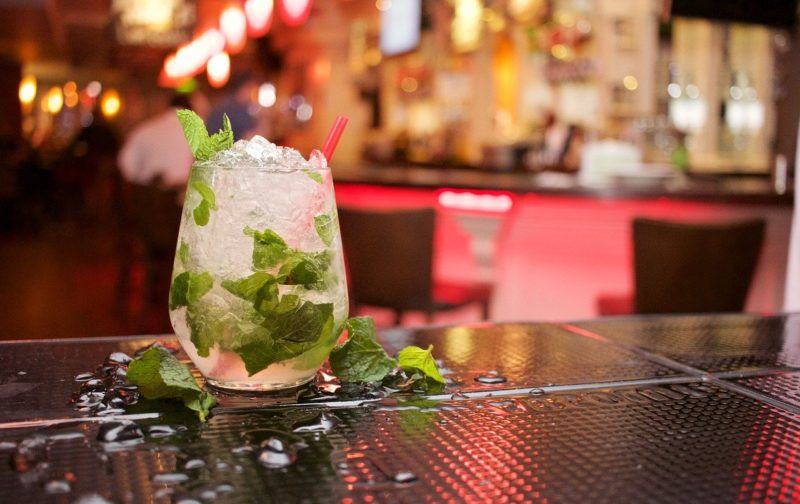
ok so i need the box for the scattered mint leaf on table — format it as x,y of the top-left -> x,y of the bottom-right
397,345 -> 446,388
314,214 -> 336,246
169,271 -> 213,310
127,346 -> 217,421
329,317 -> 397,383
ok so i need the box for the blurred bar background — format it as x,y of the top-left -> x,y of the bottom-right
0,0 -> 797,338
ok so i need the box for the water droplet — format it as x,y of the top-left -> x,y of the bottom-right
292,412 -> 340,433
175,497 -> 201,504
73,493 -> 113,504
184,459 -> 206,470
392,471 -> 418,483
17,371 -> 26,376
75,373 -> 95,382
10,435 -> 48,472
258,437 -> 297,469
48,432 -> 85,442
148,425 -> 178,438
450,391 -> 469,400
199,489 -> 217,500
44,479 -> 71,494
152,472 -> 190,484
474,374 -> 507,384
96,422 -> 144,444
81,379 -> 106,392
215,483 -> 235,494
106,352 -> 132,365
529,388 -> 545,396
153,488 -> 174,499
231,445 -> 253,455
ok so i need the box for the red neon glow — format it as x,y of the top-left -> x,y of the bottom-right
220,6 -> 248,54
207,52 -> 231,88
278,0 -> 312,27
245,0 -> 274,37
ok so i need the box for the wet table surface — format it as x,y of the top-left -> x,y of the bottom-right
1,314 -> 799,502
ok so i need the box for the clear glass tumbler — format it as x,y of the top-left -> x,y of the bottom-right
168,152 -> 348,391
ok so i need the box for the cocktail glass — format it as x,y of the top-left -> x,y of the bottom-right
168,138 -> 348,391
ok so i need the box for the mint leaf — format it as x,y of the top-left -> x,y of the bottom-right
307,171 -> 323,184
190,181 -> 216,227
329,317 -> 396,383
245,226 -> 290,269
279,254 -> 324,286
178,241 -> 190,266
178,110 -> 234,162
169,271 -> 213,310
186,304 -> 218,357
193,201 -> 210,226
397,345 -> 446,388
191,181 -> 216,207
314,213 -> 336,246
235,301 -> 334,376
222,272 -> 275,302
176,109 -> 209,157
127,346 -> 217,421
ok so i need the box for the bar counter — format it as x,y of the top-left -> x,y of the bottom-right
333,164 -> 793,206
1,314 -> 798,502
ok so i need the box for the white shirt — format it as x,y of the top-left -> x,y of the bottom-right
118,108 -> 194,187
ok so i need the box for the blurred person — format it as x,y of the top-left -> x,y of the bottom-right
117,94 -> 198,189
207,73 -> 258,139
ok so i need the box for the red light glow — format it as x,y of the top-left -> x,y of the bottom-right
245,0 -> 274,37
279,0 -> 312,27
220,6 -> 248,54
207,52 -> 231,88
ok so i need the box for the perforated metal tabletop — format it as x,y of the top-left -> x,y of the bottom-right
1,314 -> 799,502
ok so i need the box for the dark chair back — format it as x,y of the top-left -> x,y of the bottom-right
633,217 -> 765,314
338,207 -> 435,312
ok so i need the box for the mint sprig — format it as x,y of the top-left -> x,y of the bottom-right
177,110 -> 234,162
127,346 -> 217,421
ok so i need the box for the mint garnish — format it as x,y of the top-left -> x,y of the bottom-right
169,271 -> 213,310
127,346 -> 217,421
314,213 -> 336,246
397,345 -> 446,388
329,317 -> 397,383
176,110 -> 233,162
307,171 -> 323,184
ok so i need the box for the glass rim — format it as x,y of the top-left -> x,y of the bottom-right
192,160 -> 330,173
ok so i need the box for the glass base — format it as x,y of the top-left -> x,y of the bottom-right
205,373 -> 315,393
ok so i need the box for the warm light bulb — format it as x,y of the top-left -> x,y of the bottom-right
101,89 -> 121,118
258,82 -> 277,107
279,0 -> 312,27
207,52 -> 231,88
220,6 -> 247,54
245,0 -> 274,37
46,86 -> 63,114
18,75 -> 37,106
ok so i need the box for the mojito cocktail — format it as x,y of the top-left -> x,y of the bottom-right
169,134 -> 348,391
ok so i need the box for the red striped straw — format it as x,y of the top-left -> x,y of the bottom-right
321,115 -> 349,163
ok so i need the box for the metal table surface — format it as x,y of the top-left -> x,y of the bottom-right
1,314 -> 799,502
